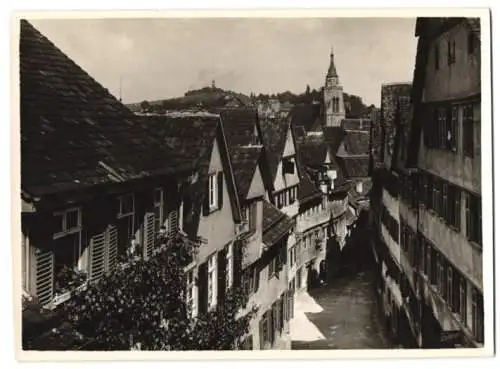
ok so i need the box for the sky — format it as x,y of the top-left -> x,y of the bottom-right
30,17 -> 418,107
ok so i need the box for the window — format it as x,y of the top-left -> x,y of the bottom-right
207,254 -> 217,309
118,194 -> 134,217
437,107 -> 447,149
471,288 -> 484,343
434,45 -> 440,70
458,276 -> 467,325
436,253 -> 443,291
430,248 -> 437,285
248,202 -> 257,231
282,158 -> 295,175
186,267 -> 197,318
425,239 -> 432,277
451,105 -> 458,151
154,188 -> 164,235
279,295 -> 285,329
225,244 -> 233,290
208,173 -> 218,209
268,257 -> 278,280
243,267 -> 258,297
53,208 -> 81,238
260,312 -> 270,347
446,265 -> 453,304
463,104 -> 474,157
53,232 -> 84,294
447,39 -> 456,65
466,192 -> 482,245
273,302 -> 280,339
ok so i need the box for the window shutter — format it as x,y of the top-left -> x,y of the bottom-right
107,225 -> 118,272
34,247 -> 54,307
197,262 -> 208,315
233,240 -> 243,288
217,250 -> 226,307
259,318 -> 265,349
202,179 -> 210,216
217,171 -> 224,210
89,231 -> 106,283
168,208 -> 179,239
253,267 -> 260,293
143,212 -> 155,260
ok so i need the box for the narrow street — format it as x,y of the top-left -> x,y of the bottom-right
291,211 -> 392,350
291,269 -> 391,349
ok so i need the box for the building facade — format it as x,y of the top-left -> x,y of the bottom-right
369,17 -> 483,349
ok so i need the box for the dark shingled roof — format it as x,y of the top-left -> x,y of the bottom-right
21,20 -> 191,198
230,146 -> 262,201
290,103 -> 322,133
215,107 -> 265,202
339,131 -> 371,156
322,126 -> 345,171
298,170 -> 322,203
262,201 -> 294,247
337,157 -> 370,179
259,117 -> 291,182
141,114 -> 240,239
216,107 -> 260,148
295,132 -> 329,168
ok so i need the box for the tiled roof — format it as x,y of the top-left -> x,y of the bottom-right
141,114 -> 240,239
295,132 -> 329,168
20,20 -> 191,198
230,146 -> 262,201
262,201 -> 294,247
259,117 -> 291,182
339,131 -> 371,156
290,103 -> 322,133
337,156 -> 370,179
298,170 -> 322,203
216,107 -> 260,148
323,127 -> 346,158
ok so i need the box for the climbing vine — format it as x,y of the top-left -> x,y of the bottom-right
58,233 -> 255,350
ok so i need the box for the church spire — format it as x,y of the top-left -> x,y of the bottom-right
327,47 -> 338,78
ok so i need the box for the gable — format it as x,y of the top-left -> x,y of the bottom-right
325,149 -> 333,164
246,165 -> 265,200
337,142 -> 348,157
273,157 -> 300,192
283,125 -> 296,157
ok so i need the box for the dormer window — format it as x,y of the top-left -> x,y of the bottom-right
282,157 -> 295,175
204,171 -> 223,215
208,173 -> 218,209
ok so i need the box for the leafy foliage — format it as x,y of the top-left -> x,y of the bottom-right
61,234 -> 255,350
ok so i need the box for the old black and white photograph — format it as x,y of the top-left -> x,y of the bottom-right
13,8 -> 493,359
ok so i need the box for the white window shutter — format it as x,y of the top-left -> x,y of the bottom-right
89,231 -> 106,283
35,248 -> 54,307
143,212 -> 155,260
106,225 -> 118,272
168,208 -> 179,238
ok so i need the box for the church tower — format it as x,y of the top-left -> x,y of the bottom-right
324,48 -> 345,127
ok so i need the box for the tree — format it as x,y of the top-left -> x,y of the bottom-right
59,234 -> 255,350
140,100 -> 151,112
305,84 -> 311,96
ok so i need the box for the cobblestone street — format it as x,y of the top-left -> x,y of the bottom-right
291,268 -> 391,349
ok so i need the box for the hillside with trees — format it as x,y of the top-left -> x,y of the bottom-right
128,84 -> 373,119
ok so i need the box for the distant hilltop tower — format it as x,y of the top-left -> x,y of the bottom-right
324,47 -> 345,127
211,80 -> 216,90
